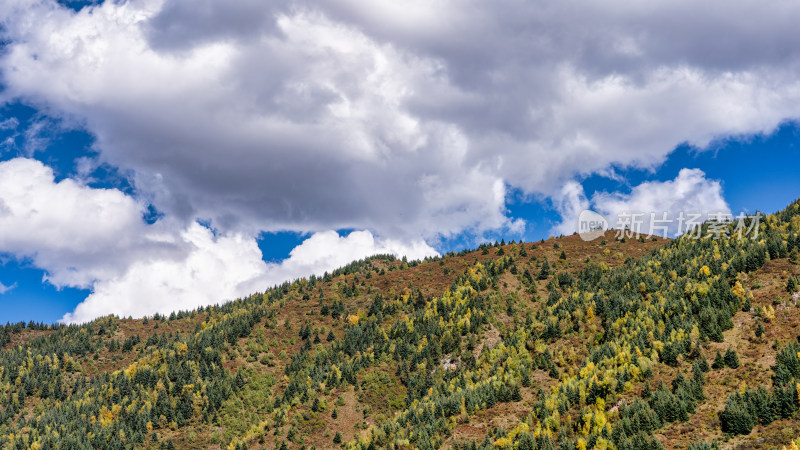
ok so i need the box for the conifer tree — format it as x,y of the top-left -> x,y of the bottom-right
787,276 -> 798,293
641,380 -> 652,399
697,357 -> 710,373
712,351 -> 725,369
720,392 -> 755,435
724,348 -> 740,369
537,259 -> 551,280
511,384 -> 522,402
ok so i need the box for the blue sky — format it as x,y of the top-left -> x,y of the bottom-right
1,0 -> 800,324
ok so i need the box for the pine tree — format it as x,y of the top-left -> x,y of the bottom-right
712,351 -> 725,369
755,321 -> 765,338
661,343 -> 679,366
516,432 -> 536,450
234,370 -> 246,390
697,357 -> 710,373
511,384 -> 522,402
724,348 -> 740,369
641,380 -> 652,399
537,260 -> 551,280
299,323 -> 311,340
720,393 -> 755,435
522,269 -> 534,285
787,276 -> 798,293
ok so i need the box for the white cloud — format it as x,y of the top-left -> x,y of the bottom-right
0,0 -> 512,239
1,0 -> 798,321
0,281 -> 17,294
0,118 -> 18,130
2,0 -> 798,242
555,168 -> 731,237
0,157 -> 181,288
552,181 -> 590,236
0,158 -> 436,323
61,222 -> 269,323
62,227 -> 436,323
259,230 -> 436,289
593,168 -> 731,237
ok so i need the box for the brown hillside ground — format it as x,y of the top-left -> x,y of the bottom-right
6,231 -> 799,449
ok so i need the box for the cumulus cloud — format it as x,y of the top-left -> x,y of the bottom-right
1,0 -> 799,321
555,168 -> 731,237
2,0 -> 799,242
552,181 -> 590,236
593,169 -> 731,237
258,230 -> 436,288
0,157 -> 435,323
0,0 -> 511,239
61,222 -> 268,323
0,157 -> 181,288
62,227 -> 436,323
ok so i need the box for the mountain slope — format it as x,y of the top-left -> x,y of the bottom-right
1,199 -> 800,449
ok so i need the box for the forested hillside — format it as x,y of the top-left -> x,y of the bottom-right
2,199 -> 800,449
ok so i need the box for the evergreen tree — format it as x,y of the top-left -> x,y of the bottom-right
537,260 -> 551,280
712,351 -> 726,369
641,380 -> 652,399
511,384 -> 522,402
787,276 -> 798,293
697,357 -> 710,373
720,392 -> 755,435
724,348 -> 740,369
